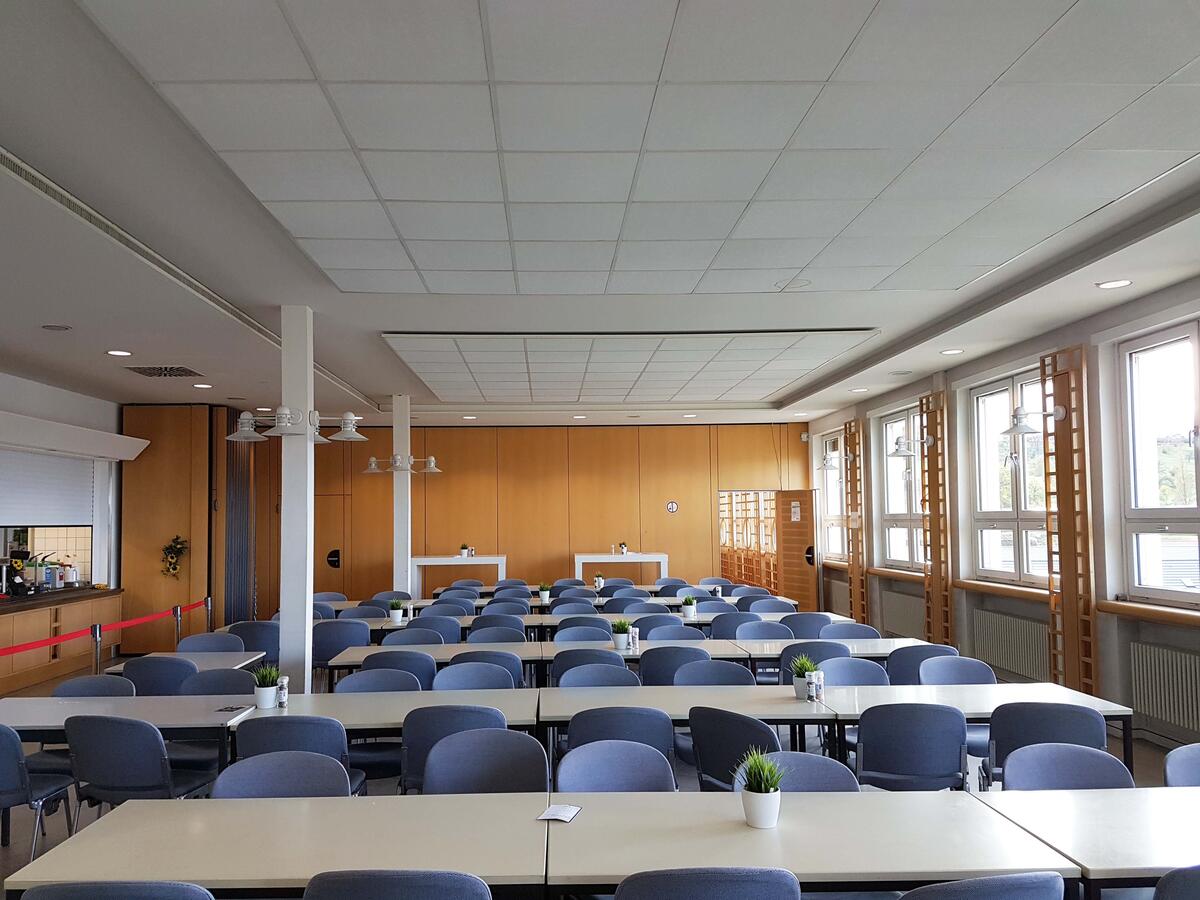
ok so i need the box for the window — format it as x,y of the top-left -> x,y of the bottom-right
879,408 -> 924,569
1120,324 -> 1200,606
969,372 -> 1048,586
819,433 -> 847,559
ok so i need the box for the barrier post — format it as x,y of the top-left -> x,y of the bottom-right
205,595 -> 213,633
172,605 -> 182,647
90,624 -> 103,675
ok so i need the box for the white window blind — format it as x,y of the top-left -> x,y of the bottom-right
0,449 -> 94,526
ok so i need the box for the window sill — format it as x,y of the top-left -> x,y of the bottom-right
1096,599 -> 1200,628
822,559 -> 849,572
867,566 -> 924,585
953,578 -> 1050,604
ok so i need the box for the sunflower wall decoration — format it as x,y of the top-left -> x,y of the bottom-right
161,535 -> 188,578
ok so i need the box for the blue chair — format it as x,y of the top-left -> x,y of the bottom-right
176,633 -> 244,652
1004,743 -> 1134,790
696,600 -> 734,613
482,600 -> 530,616
639,646 -> 710,686
919,656 -> 996,685
335,669 -> 421,693
121,656 -> 199,696
674,660 -> 754,686
559,665 -> 641,687
302,870 -> 491,899
901,873 -> 1064,899
647,625 -> 705,641
338,606 -> 386,619
781,612 -> 834,639
423,729 -> 549,794
432,662 -> 514,691
555,625 -> 613,643
362,650 -> 438,690
359,597 -> 396,614
312,620 -> 371,676
734,751 -> 859,793
820,657 -> 889,686
53,674 -> 136,698
399,705 -> 507,794
984,702 -> 1107,788
179,669 -> 256,695
821,622 -> 881,639
450,579 -> 484,589
885,644 -> 959,685
430,598 -> 475,617
470,613 -> 524,633
677,586 -> 714,599
730,586 -> 770,597
495,578 -> 527,588
699,577 -> 733,587
655,584 -> 692,597
411,614 -> 463,644
780,641 -> 850,683
212,751 -> 350,799
557,741 -> 675,792
602,596 -> 639,613
655,577 -> 687,587
450,651 -> 526,689
625,601 -> 671,614
560,615 -> 611,633
560,588 -> 599,601
314,591 -> 347,603
565,707 -> 674,764
689,707 -> 781,791
230,621 -> 280,665
749,598 -> 794,613
312,602 -> 337,621
598,583 -> 625,597
632,614 -> 681,635
1155,866 -> 1200,900
492,588 -> 532,602
552,648 -> 627,684
235,715 -> 365,795
436,588 -> 479,602
554,578 -> 586,587
735,621 -> 793,640
614,587 -> 652,598
466,626 -> 526,644
0,723 -> 73,860
856,703 -> 967,791
382,628 -> 445,646
1165,743 -> 1200,786
551,602 -> 600,616
371,590 -> 412,603
711,612 -> 761,639
604,577 -> 635,586
23,884 -> 215,900
614,868 -> 799,899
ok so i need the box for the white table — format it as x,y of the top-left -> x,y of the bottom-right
574,552 -> 668,580
733,637 -> 928,662
239,689 -> 540,733
328,641 -> 544,671
105,650 -> 264,674
542,638 -> 749,663
410,554 -> 506,599
538,684 -> 832,727
978,787 -> 1200,898
546,791 -> 1079,894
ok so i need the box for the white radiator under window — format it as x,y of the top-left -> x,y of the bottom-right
880,588 -> 925,639
1131,642 -> 1200,734
972,609 -> 1049,681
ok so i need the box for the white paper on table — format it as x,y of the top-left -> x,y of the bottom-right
538,804 -> 582,823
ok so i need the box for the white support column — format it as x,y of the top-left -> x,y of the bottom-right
392,394 -> 413,593
278,306 -> 315,692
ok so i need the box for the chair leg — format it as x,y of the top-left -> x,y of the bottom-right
62,793 -> 74,837
70,797 -> 84,835
28,804 -> 43,863
1,806 -> 9,847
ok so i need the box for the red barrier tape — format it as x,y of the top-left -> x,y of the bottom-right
0,598 -> 210,655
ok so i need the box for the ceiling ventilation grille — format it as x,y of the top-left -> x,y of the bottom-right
125,366 -> 204,378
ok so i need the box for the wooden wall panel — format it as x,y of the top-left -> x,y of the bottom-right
423,428 -> 498,586
498,427 -> 570,584
313,495 -> 346,594
716,424 -> 787,490
784,423 -> 811,490
350,428 -> 393,601
638,426 -> 714,585
411,428 -> 426,556
252,440 -> 281,620
777,490 -> 819,611
314,432 -> 346,496
568,427 -> 643,582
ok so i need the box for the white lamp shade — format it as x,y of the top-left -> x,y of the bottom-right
362,456 -> 383,474
226,411 -> 267,442
1002,406 -> 1039,437
421,456 -> 442,474
329,412 -> 368,442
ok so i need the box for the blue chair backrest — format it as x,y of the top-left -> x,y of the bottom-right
423,729 -> 549,794
820,622 -> 881,639
901,873 -> 1064,900
553,578 -> 586,588
302,871 -> 491,900
696,600 -> 734,613
558,664 -> 641,687
492,588 -> 532,602
411,614 -> 463,643
1165,744 -> 1200,787
361,650 -> 437,690
450,579 -> 484,589
598,583 -> 624,597
177,632 -> 244,652
471,614 -> 524,633
53,675 -> 136,698
857,703 -> 966,786
337,606 -> 386,619
885,644 -> 959,685
557,740 -> 674,792
638,646 -> 710,686
603,596 -> 638,613
749,598 -> 794,613
179,669 -> 256,695
613,868 -> 799,900
559,587 -> 599,601
614,587 -> 652,598
430,598 -> 476,617
689,707 -> 781,792
432,661 -> 515,690
674,659 -> 755,686
631,614 -> 681,635
450,651 -> 525,689
919,655 -> 996,686
781,612 -> 833,639
565,706 -> 674,761
735,621 -> 793,640
312,602 -> 337,621
646,625 -> 705,641
236,715 -> 350,768
381,628 -> 445,646
734,750 -> 860,792
335,669 -> 421,693
711,611 -> 761,639
359,597 -> 396,613
312,619 -> 371,665
212,750 -> 350,799
551,602 -> 599,616
313,592 -> 347,604
63,715 -> 173,797
399,705 -> 507,792
372,590 -> 412,603
555,626 -> 613,643
466,626 -> 526,644
655,583 -> 689,597
439,589 -> 479,602
495,579 -> 527,588
990,702 -> 1107,769
559,615 -> 610,633
624,601 -> 671,615
780,641 -> 849,683
23,882 -> 216,900
483,601 -> 530,616
677,586 -> 714,599
1004,743 -> 1134,791
655,577 -> 687,586
730,586 -> 770,597
699,577 -> 733,586
121,656 -> 199,696
552,648 -> 627,682
819,656 -> 890,686
604,577 -> 634,586
1154,866 -> 1200,900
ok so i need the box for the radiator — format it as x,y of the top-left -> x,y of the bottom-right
826,581 -> 850,618
880,588 -> 925,639
1131,642 -> 1200,734
972,609 -> 1049,681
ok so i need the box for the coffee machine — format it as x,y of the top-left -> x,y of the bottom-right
0,551 -> 33,599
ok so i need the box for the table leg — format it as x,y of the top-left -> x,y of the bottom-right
1121,715 -> 1134,775
218,729 -> 230,770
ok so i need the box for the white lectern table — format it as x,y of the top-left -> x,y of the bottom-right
410,554 -> 507,598
573,552 -> 668,580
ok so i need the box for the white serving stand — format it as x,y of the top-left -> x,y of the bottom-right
410,554 -> 506,598
573,552 -> 668,580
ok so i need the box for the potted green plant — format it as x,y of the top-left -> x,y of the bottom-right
789,654 -> 821,701
611,618 -> 632,652
593,571 -> 605,590
251,664 -> 281,710
459,543 -> 469,558
680,595 -> 697,620
538,582 -> 552,603
389,598 -> 406,624
738,747 -> 784,829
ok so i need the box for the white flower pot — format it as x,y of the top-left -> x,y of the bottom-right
460,549 -> 469,558
682,604 -> 697,620
794,679 -> 808,700
539,590 -> 550,603
254,685 -> 278,710
390,609 -> 405,624
742,789 -> 781,829
613,633 -> 630,651
594,577 -> 605,590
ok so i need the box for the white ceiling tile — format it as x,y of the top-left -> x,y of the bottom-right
759,150 -> 918,200
326,269 -> 425,293
937,84 -> 1148,151
1003,0 -> 1200,84
1171,57 -> 1200,83
634,152 -> 777,201
264,201 -> 395,238
504,153 -> 638,202
423,371 -> 477,382
833,0 -> 1072,82
695,269 -> 799,293
732,201 -> 869,239
1010,150 -> 1193,199
513,242 -> 616,271
519,272 -> 610,294
387,337 -> 457,352
643,360 -> 705,372
614,241 -> 723,270
424,271 -> 516,294
658,337 -> 729,351
875,265 -> 994,291
401,348 -> 463,360
458,348 -> 525,362
882,149 -> 1056,199
220,151 -> 373,201
457,338 -> 524,351
298,239 -> 412,269
906,229 -> 1042,267
387,202 -> 509,240
509,204 -> 626,240
606,270 -> 705,294
528,351 -> 587,362
808,235 -> 937,268
761,358 -> 820,370
329,84 -> 496,151
727,335 -> 797,350
485,0 -> 676,81
646,84 -> 821,150
283,0 -> 486,80
664,0 -> 875,81
497,85 -> 654,151
840,197 -> 991,238
362,152 -> 503,201
588,351 -> 654,363
527,338 -> 593,351
159,83 -> 346,150
958,194 -> 1106,238
593,338 -> 662,351
408,241 -> 512,270
791,83 -> 983,150
786,267 -> 895,291
703,360 -> 763,372
651,351 -> 717,363
795,332 -> 870,351
81,0 -> 311,81
712,239 -> 827,269
1078,86 -> 1200,150
408,362 -> 467,373
621,203 -> 745,240
529,362 -> 586,372
468,362 -> 528,372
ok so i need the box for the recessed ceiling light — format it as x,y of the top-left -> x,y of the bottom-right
683,414 -> 697,418
792,413 -> 805,417
227,397 -> 246,401
627,415 -> 640,419
850,388 -> 869,393
940,349 -> 965,356
1096,279 -> 1133,290
889,370 -> 912,377
462,415 -> 477,420
106,349 -> 132,357
255,407 -> 271,412
572,415 -> 587,419
40,324 -> 71,332
193,383 -> 213,389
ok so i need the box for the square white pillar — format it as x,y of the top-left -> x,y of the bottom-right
392,394 -> 412,593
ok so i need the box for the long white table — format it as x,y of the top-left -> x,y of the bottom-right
734,637 -> 928,662
105,650 -> 264,675
328,641 -> 544,672
574,552 -> 668,580
410,554 -> 506,599
538,684 -> 832,727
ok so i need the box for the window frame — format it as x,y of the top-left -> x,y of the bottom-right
878,407 -> 924,570
818,431 -> 848,561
